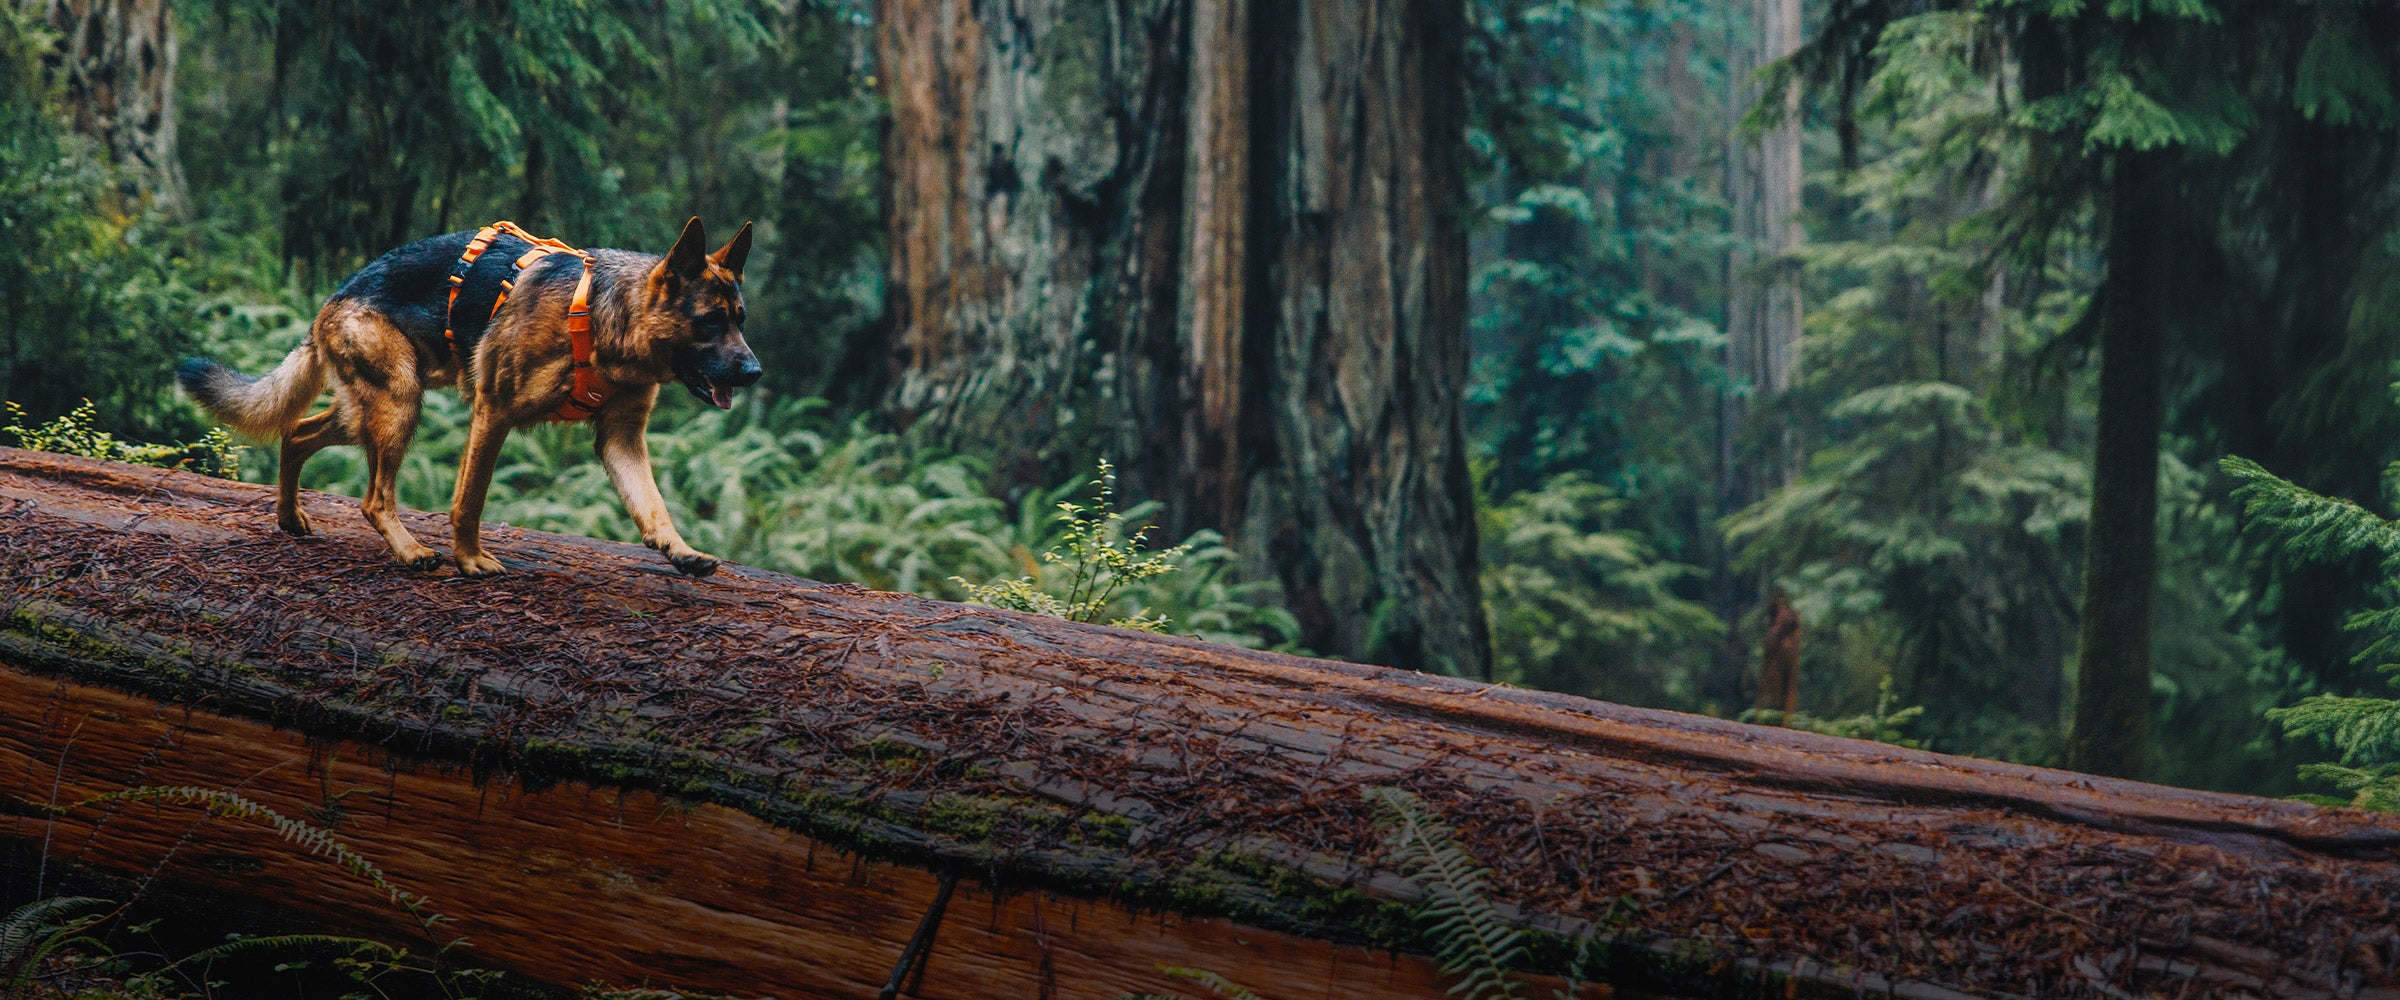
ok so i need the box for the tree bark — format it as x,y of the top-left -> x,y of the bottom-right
1721,0 -> 1803,502
1720,0 -> 1804,710
41,0 -> 184,209
2068,149 -> 2168,779
1753,590 -> 1801,716
874,0 -> 1488,676
4,449 -> 2398,998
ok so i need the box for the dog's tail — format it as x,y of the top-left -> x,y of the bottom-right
177,340 -> 327,439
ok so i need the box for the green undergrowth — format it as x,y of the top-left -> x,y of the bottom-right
5,400 -> 239,479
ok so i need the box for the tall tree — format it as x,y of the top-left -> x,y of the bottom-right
1789,0 -> 2400,778
876,0 -> 1489,676
41,0 -> 183,208
1722,0 -> 1801,503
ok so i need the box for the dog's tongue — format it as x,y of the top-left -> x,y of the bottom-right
710,384 -> 734,410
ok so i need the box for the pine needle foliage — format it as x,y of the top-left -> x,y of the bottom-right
1366,787 -> 1526,1000
2223,455 -> 2400,811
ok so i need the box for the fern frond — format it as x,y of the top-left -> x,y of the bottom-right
0,896 -> 111,972
58,787 -> 438,920
1366,787 -> 1525,1000
171,932 -> 405,969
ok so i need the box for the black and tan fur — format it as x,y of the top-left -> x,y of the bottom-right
178,217 -> 761,578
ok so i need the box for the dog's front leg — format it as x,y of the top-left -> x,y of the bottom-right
450,407 -> 513,576
595,390 -> 719,578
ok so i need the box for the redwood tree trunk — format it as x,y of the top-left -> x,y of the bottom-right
42,0 -> 184,209
1719,0 -> 1803,708
876,0 -> 1488,676
1721,0 -> 1803,502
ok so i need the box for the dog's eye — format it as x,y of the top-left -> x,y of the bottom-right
698,313 -> 728,335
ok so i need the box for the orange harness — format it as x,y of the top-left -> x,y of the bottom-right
445,221 -> 615,422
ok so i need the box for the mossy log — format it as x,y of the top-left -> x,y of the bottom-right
2,447 -> 2398,999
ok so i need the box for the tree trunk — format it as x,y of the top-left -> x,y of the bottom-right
1753,590 -> 1801,716
2068,149 -> 2168,779
1721,0 -> 1803,503
1245,0 -> 1485,676
5,448 -> 2398,998
41,0 -> 184,209
1719,0 -> 1804,709
875,0 -> 1488,676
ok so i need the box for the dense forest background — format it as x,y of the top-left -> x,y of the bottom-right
8,0 -> 2400,803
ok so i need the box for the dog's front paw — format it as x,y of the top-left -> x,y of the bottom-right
396,545 -> 444,571
456,551 -> 506,577
666,548 -> 719,578
279,507 -> 313,537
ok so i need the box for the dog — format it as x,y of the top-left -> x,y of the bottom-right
178,217 -> 762,578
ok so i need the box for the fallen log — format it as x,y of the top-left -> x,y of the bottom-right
0,446 -> 2396,999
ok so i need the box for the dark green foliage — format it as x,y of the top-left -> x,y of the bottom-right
1462,0 -> 1736,714
1465,0 -> 1732,531
1482,474 -> 1722,707
2225,453 -> 2400,811
1730,11 -> 2088,756
0,7 -> 198,441
0,896 -> 112,990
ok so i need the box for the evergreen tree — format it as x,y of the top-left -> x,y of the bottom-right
2224,453 -> 2400,812
1788,0 -> 2400,778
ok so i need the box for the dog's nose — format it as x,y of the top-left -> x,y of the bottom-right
732,356 -> 763,387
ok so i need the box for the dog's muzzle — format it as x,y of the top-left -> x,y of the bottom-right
677,348 -> 762,411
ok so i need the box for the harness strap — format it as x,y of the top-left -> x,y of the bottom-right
546,258 -> 613,423
442,221 -> 618,423
442,227 -> 505,347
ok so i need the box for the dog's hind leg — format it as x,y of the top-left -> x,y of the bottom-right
352,386 -> 440,570
276,406 -> 352,536
315,303 -> 441,570
448,407 -> 512,577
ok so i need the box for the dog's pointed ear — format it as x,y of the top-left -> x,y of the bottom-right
709,221 -> 753,280
659,216 -> 710,291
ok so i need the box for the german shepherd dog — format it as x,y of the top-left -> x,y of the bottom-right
178,217 -> 761,578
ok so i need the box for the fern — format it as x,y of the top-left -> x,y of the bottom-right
62,786 -> 430,914
1742,676 -> 1928,749
170,932 -> 404,969
1366,787 -> 1526,1000
959,460 -> 1190,632
0,895 -> 111,985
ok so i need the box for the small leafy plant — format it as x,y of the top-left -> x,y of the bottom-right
959,460 -> 1189,632
5,399 -> 239,479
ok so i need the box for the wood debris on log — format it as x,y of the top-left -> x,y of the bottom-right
2,447 -> 2397,999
